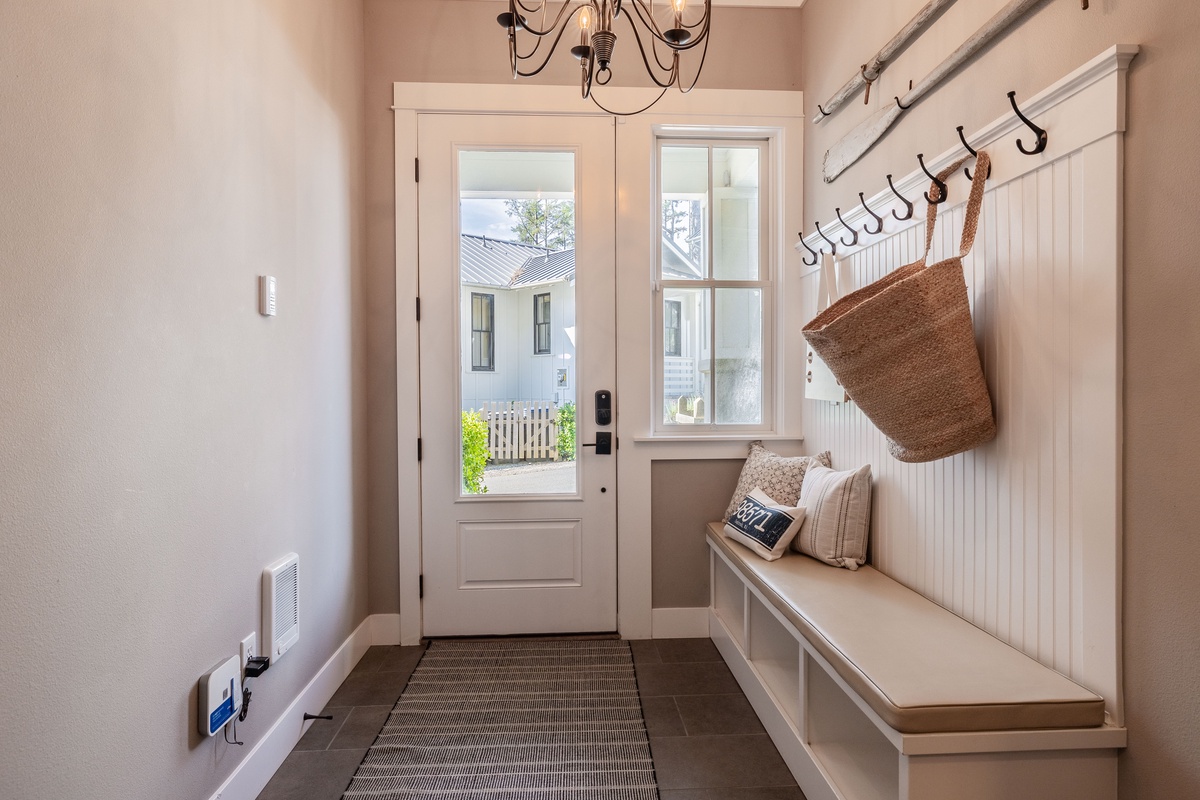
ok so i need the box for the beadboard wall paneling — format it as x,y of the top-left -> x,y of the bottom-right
798,47 -> 1134,725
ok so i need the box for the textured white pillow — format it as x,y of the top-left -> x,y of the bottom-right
791,464 -> 872,570
724,441 -> 832,521
723,488 -> 807,561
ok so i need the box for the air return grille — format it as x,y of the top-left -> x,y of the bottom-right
263,553 -> 299,662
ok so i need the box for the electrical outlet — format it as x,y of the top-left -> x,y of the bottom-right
241,633 -> 257,671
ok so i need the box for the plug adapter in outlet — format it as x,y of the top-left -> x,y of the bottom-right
241,633 -> 257,672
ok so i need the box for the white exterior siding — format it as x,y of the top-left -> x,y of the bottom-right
460,280 -> 576,412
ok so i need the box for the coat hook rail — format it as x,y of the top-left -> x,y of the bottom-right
798,91 -> 1054,262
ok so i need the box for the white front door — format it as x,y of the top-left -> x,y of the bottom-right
417,113 -> 617,636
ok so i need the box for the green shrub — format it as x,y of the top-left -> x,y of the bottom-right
461,410 -> 489,493
557,401 -> 576,462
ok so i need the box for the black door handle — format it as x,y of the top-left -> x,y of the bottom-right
581,432 -> 612,455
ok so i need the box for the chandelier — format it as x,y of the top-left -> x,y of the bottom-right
497,0 -> 712,115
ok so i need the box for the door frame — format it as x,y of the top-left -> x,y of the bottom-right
394,82 -> 805,645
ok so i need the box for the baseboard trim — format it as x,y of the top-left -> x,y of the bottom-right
206,613 -> 394,800
651,607 -> 709,639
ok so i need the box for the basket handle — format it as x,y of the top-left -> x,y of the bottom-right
922,150 -> 992,260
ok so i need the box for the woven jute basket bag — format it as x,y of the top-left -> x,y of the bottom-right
802,151 -> 995,463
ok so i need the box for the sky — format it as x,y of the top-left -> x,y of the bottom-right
461,199 -> 519,240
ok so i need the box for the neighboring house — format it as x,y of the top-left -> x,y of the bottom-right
459,234 -> 577,413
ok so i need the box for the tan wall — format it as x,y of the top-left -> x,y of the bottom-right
651,460 -> 745,608
796,1 -> 1200,797
0,2 -> 366,799
362,0 -> 804,613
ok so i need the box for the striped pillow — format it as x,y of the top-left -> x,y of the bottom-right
791,464 -> 872,570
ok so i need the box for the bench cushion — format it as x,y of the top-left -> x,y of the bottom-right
708,523 -> 1106,734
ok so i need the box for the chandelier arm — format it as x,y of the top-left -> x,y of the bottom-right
511,0 -> 577,38
622,3 -> 682,74
682,3 -> 713,31
622,16 -> 683,87
589,86 -> 670,116
626,0 -> 710,51
513,19 -> 582,77
676,23 -> 710,93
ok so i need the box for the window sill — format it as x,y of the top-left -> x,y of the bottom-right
631,433 -> 804,444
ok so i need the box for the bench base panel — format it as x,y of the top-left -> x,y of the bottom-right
709,541 -> 1122,800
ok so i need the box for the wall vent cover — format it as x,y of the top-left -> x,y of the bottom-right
263,553 -> 299,662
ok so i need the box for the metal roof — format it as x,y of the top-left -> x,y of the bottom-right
512,249 -> 575,287
460,235 -> 551,287
460,234 -> 574,289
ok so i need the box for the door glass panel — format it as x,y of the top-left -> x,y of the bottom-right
714,288 -> 763,424
459,150 -> 577,496
662,287 -> 711,425
660,146 -> 708,281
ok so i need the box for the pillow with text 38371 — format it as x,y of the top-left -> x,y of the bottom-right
722,488 -> 806,561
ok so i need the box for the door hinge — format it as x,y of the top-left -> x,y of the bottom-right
417,438 -> 423,461
415,296 -> 421,322
419,574 -> 424,599
414,157 -> 420,182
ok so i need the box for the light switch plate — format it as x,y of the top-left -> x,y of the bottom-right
240,633 -> 257,674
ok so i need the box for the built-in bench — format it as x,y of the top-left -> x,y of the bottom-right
706,522 -> 1126,800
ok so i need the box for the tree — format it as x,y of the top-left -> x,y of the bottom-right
662,199 -> 702,266
505,199 -> 575,250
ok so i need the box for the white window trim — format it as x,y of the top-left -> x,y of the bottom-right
654,137 -> 775,435
395,83 -> 804,643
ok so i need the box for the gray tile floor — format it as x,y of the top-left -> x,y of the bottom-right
256,638 -> 803,800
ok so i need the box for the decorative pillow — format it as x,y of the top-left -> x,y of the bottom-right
723,489 -> 807,561
724,441 -> 832,521
791,464 -> 872,570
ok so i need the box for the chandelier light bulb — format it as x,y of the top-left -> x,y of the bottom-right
578,6 -> 594,31
672,0 -> 687,15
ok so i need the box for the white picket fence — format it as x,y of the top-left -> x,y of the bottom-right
479,401 -> 559,462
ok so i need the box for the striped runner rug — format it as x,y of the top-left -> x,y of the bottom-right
341,638 -> 660,800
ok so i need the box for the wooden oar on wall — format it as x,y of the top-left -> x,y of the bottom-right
822,0 -> 1045,183
813,0 -> 959,125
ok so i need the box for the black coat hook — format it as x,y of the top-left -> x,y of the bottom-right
886,174 -> 914,221
834,208 -> 860,247
1007,90 -> 1048,155
798,232 -> 820,267
956,126 -> 991,180
859,192 -> 884,235
917,153 -> 948,204
814,221 -> 838,256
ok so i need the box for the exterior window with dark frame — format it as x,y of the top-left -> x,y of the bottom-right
664,299 -> 682,357
534,292 -> 551,354
471,292 -> 495,371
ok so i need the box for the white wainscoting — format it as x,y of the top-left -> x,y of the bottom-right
799,46 -> 1136,726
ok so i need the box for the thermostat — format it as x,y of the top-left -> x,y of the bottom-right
259,276 -> 277,316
